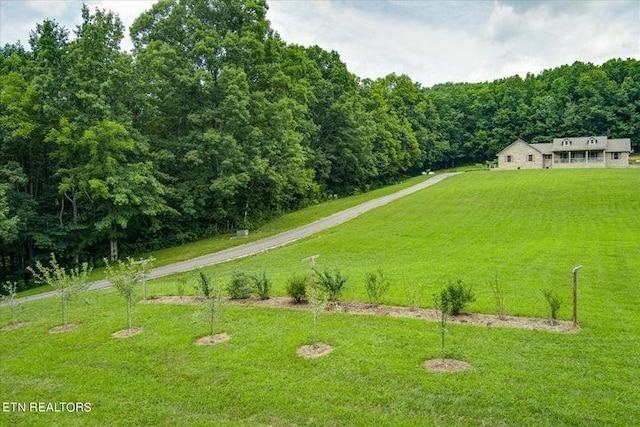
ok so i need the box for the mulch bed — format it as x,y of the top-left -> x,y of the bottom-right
144,295 -> 576,333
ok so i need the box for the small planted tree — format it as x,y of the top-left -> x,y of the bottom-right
135,256 -> 155,301
286,274 -> 307,303
1,281 -> 19,327
194,270 -> 223,339
308,272 -> 328,349
28,254 -> 91,329
315,266 -> 348,304
364,268 -> 390,306
542,288 -> 563,325
251,270 -> 272,300
433,289 -> 451,359
227,270 -> 253,299
424,287 -> 473,372
105,257 -> 146,333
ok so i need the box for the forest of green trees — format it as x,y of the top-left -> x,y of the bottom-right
1,0 -> 638,286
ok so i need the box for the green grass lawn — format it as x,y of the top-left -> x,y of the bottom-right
2,168 -> 640,426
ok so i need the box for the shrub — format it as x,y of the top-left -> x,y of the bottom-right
402,276 -> 424,311
251,270 -> 272,300
364,269 -> 390,306
227,270 -> 252,299
286,274 -> 307,303
492,271 -> 506,319
315,267 -> 348,303
542,288 -> 562,325
442,279 -> 475,316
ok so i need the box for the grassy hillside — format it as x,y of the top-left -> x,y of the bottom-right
153,168 -> 640,322
2,169 -> 639,426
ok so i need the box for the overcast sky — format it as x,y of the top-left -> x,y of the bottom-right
1,0 -> 638,87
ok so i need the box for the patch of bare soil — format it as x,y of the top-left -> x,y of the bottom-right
296,343 -> 334,359
423,358 -> 473,373
147,296 -> 576,333
0,321 -> 30,332
48,323 -> 78,334
195,333 -> 231,345
111,326 -> 144,338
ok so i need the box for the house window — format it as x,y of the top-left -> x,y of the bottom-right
506,155 -> 512,163
611,152 -> 620,160
562,139 -> 572,146
588,137 -> 597,145
527,154 -> 534,162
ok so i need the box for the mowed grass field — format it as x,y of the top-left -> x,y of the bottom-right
2,168 -> 640,426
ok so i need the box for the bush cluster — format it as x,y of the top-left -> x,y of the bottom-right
439,279 -> 475,316
286,275 -> 308,303
314,267 -> 348,303
227,270 -> 272,300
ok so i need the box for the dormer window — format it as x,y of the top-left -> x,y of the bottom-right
562,139 -> 572,146
587,137 -> 597,145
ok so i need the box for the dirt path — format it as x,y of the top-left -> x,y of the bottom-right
14,173 -> 459,304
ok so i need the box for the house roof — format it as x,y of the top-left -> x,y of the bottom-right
529,143 -> 553,155
606,138 -> 632,152
551,136 -> 631,152
495,138 -> 532,156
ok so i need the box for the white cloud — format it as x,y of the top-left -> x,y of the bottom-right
1,0 -> 638,86
269,0 -> 639,86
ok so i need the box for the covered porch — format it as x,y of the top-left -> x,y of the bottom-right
554,150 -> 605,166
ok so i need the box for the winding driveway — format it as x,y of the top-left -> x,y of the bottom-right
15,172 -> 459,304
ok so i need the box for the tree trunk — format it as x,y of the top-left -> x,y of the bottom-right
110,237 -> 118,261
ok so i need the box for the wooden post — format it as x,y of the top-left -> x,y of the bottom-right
572,265 -> 583,328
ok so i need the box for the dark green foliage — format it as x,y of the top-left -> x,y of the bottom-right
542,288 -> 563,325
442,279 -> 475,316
315,267 -> 348,303
227,270 -> 252,300
251,270 -> 271,300
364,268 -> 390,306
286,274 -> 307,303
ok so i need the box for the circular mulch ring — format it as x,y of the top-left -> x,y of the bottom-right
111,327 -> 144,339
296,343 -> 334,359
0,321 -> 30,332
423,358 -> 473,373
195,333 -> 231,345
49,323 -> 79,334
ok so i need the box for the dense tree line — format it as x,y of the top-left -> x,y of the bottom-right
1,0 -> 638,287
